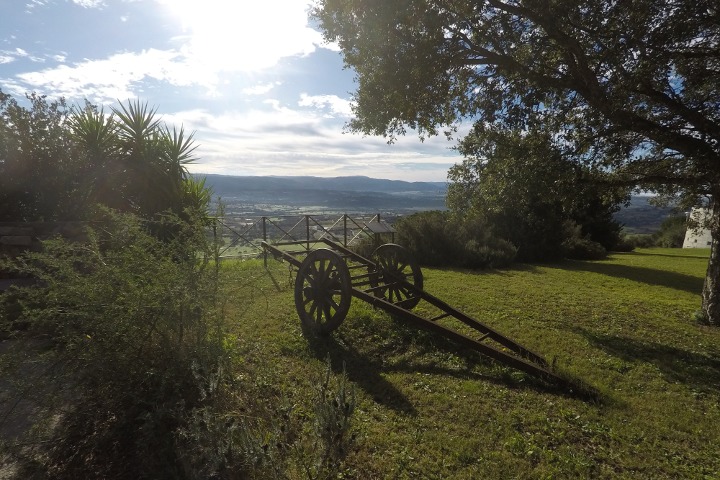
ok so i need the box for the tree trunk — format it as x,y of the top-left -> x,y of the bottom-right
701,197 -> 720,326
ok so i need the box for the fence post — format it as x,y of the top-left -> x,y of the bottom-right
305,215 -> 310,252
343,213 -> 347,248
262,216 -> 267,268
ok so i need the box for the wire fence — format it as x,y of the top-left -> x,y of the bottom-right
211,213 -> 396,261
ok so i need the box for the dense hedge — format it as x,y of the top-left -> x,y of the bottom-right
395,211 -> 517,269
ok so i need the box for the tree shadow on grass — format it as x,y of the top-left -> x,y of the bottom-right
578,328 -> 720,394
301,326 -> 419,416
433,263 -> 542,277
561,259 -> 704,294
301,318 -> 600,410
623,251 -> 710,260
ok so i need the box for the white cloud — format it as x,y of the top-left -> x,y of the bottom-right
242,82 -> 281,95
0,56 -> 14,64
298,93 -> 352,117
72,0 -> 106,7
161,104 -> 460,181
12,49 -> 185,102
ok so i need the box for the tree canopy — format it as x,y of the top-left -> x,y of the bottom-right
314,0 -> 720,324
314,0 -> 719,195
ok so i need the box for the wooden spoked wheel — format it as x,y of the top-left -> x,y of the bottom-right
294,249 -> 352,335
370,243 -> 423,309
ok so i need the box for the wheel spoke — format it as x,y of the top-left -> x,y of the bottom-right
309,301 -> 318,318
323,303 -> 333,322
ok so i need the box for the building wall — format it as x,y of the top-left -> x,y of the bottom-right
682,208 -> 713,248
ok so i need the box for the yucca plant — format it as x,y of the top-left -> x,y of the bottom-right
66,98 -> 211,221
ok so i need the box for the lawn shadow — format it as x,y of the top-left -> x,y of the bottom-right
302,326 -> 419,416
304,317 -> 599,406
578,328 -> 720,393
624,251 -> 709,260
435,263 -> 542,277
561,259 -> 704,294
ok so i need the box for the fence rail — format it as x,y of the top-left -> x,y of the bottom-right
212,213 -> 395,263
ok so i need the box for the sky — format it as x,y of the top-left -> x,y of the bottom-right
0,0 -> 463,182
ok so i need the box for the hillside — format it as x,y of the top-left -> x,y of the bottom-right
614,196 -> 679,234
196,174 -> 447,214
197,174 -> 681,230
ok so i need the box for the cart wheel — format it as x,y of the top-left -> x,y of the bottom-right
370,243 -> 423,309
294,249 -> 352,335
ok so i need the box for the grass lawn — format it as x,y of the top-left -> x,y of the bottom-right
221,248 -> 719,479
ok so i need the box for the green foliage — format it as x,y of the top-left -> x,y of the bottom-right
0,90 -> 211,222
0,92 -> 78,220
176,355 -> 357,480
0,209 -> 225,478
395,211 -> 517,269
314,0 -> 719,200
449,128 -> 625,262
622,234 -> 655,249
394,210 -> 457,266
654,215 -> 688,248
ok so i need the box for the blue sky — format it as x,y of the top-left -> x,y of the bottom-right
0,0 -> 463,181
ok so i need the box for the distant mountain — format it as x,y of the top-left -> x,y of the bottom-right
194,174 -> 448,214
613,196 -> 680,234
196,174 -> 446,196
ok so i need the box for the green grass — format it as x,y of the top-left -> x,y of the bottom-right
221,248 -> 719,479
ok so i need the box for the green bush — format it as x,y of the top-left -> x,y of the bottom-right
622,234 -> 655,249
612,237 -> 636,252
395,211 -> 517,269
0,209 -> 227,478
563,237 -> 608,260
654,215 -> 687,248
462,238 -> 518,268
394,210 -> 458,266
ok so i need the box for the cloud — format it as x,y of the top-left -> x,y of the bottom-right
72,0 -> 106,7
242,82 -> 281,95
1,48 -> 44,63
10,49 -> 185,102
7,1 -> 334,99
160,102 -> 461,181
298,93 -> 352,117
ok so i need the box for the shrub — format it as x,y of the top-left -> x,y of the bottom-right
622,234 -> 655,249
395,211 -> 517,269
462,238 -> 518,268
0,209 -> 227,478
654,214 -> 687,248
612,237 -> 636,252
563,237 -> 608,260
394,210 -> 458,267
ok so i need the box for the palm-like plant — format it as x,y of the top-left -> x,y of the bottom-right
67,98 -> 210,220
68,103 -> 122,210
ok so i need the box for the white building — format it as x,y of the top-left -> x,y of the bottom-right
683,207 -> 713,248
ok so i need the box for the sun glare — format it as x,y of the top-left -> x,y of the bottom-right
158,0 -> 319,72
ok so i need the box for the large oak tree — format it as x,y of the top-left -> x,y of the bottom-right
314,0 -> 720,324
